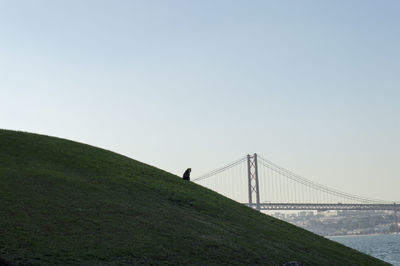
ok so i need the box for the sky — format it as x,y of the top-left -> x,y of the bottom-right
1,0 -> 399,202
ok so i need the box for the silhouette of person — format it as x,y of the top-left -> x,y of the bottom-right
183,168 -> 191,181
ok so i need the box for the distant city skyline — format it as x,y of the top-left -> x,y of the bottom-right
1,0 -> 399,201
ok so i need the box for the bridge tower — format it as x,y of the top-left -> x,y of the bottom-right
247,153 -> 261,211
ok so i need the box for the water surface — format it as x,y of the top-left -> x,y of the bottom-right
329,234 -> 400,265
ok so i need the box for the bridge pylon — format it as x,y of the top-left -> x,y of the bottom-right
247,153 -> 261,211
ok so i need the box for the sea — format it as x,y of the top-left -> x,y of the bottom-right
329,234 -> 400,265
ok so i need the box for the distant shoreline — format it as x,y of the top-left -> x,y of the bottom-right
328,232 -> 399,238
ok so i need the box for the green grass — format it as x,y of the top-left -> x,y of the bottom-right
0,129 -> 388,265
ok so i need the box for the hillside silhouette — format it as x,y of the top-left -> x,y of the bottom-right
0,130 -> 387,265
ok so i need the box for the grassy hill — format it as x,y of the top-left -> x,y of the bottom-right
0,129 -> 387,265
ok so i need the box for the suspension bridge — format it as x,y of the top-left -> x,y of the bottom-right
192,153 -> 399,232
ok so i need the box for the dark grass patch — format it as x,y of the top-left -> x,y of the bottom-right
0,129 -> 389,265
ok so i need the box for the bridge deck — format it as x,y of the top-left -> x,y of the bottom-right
245,203 -> 398,211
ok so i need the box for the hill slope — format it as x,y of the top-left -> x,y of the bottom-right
0,130 -> 387,265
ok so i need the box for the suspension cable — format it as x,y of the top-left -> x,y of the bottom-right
257,155 -> 389,204
192,156 -> 247,182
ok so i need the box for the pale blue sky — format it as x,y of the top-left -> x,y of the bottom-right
1,1 -> 399,201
